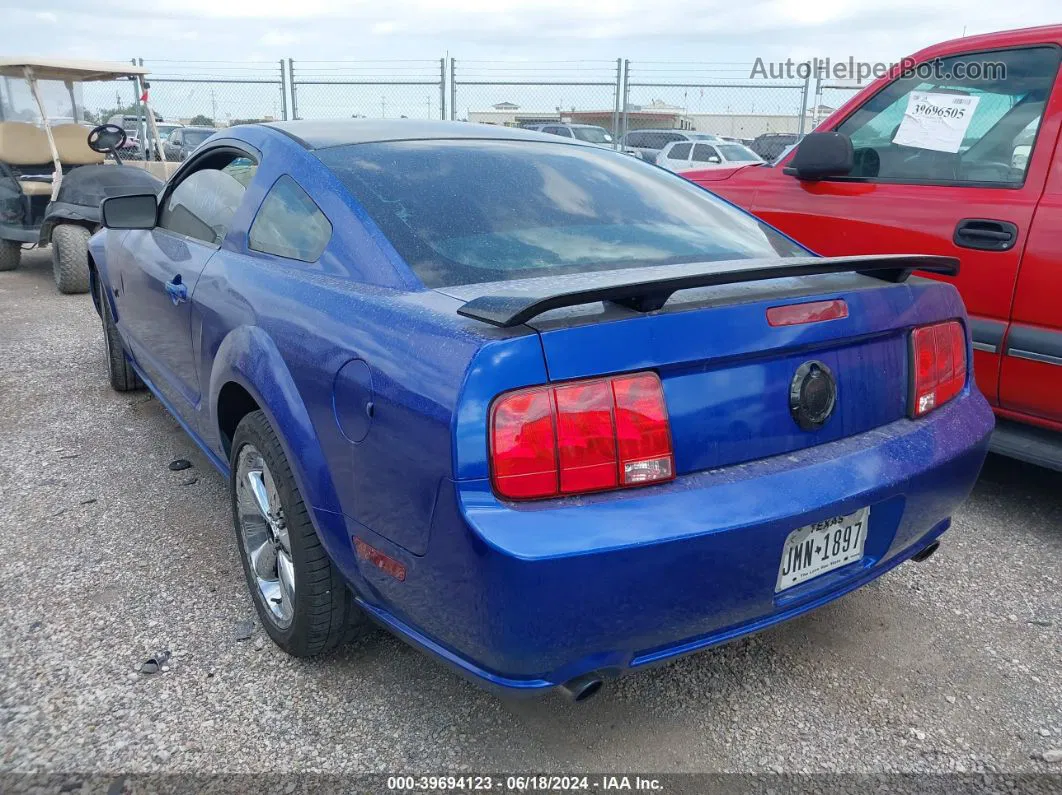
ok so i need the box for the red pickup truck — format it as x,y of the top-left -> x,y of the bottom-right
690,25 -> 1062,471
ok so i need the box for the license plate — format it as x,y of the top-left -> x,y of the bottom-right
776,507 -> 869,592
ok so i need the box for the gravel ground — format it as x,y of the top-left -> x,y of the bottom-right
1,248 -> 1061,779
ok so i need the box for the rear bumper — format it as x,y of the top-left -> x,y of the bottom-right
346,390 -> 993,697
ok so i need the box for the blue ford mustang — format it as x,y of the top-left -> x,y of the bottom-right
89,120 -> 993,701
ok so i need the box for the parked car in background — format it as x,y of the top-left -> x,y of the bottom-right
749,132 -> 800,161
163,126 -> 217,161
525,123 -> 614,147
691,24 -> 1062,471
621,129 -> 721,161
89,119 -> 991,700
155,122 -> 183,138
656,139 -> 763,172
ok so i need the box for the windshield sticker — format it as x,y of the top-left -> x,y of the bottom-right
891,91 -> 980,153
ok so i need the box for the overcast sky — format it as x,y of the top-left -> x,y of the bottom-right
4,0 -> 1060,65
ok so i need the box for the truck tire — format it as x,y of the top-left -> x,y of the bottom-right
230,410 -> 366,657
0,240 -> 20,271
98,279 -> 143,392
51,224 -> 92,294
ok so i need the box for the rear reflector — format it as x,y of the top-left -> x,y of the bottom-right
910,320 -> 966,418
490,372 -> 675,500
767,299 -> 848,327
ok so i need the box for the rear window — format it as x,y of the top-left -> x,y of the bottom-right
316,140 -> 806,287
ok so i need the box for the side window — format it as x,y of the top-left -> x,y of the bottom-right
169,131 -> 181,144
667,143 -> 692,160
835,46 -> 1060,185
661,133 -> 685,146
249,175 -> 332,263
691,144 -> 720,163
158,151 -> 257,245
625,132 -> 646,147
550,127 -> 573,137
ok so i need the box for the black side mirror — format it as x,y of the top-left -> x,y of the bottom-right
101,193 -> 158,229
785,132 -> 854,180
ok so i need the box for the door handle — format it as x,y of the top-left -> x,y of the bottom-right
953,219 -> 1018,251
164,275 -> 188,305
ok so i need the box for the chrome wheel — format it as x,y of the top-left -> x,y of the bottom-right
235,444 -> 295,628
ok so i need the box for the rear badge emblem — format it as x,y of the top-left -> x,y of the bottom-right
790,361 -> 836,431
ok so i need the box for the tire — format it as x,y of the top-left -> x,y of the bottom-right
0,240 -> 20,271
98,279 -> 143,392
230,410 -> 364,656
51,224 -> 92,294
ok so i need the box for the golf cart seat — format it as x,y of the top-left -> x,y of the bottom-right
0,121 -> 54,194
52,124 -> 105,166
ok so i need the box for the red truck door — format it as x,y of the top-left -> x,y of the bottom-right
708,44 -> 1062,408
999,127 -> 1062,428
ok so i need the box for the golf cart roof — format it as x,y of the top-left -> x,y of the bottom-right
0,58 -> 149,82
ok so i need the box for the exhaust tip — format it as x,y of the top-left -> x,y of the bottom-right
559,674 -> 604,703
912,541 -> 940,563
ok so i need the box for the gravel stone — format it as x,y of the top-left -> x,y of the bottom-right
2,249 -> 1062,774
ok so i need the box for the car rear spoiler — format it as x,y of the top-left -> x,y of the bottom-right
456,254 -> 959,328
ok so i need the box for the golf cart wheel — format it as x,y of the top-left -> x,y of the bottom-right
230,410 -> 366,657
97,278 -> 143,392
51,224 -> 92,294
0,240 -> 20,271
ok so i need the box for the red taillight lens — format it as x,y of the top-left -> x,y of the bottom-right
554,381 -> 618,493
766,299 -> 848,327
490,388 -> 558,499
489,372 -> 674,500
611,373 -> 675,486
910,320 -> 966,417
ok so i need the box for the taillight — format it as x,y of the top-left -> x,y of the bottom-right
910,320 -> 966,418
490,372 -> 675,500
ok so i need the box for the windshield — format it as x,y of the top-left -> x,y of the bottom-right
0,78 -> 82,123
690,133 -> 718,141
571,127 -> 612,144
717,144 -> 762,162
317,140 -> 806,287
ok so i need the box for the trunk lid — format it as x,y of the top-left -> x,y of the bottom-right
440,258 -> 963,474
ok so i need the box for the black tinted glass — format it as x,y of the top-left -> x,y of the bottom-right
249,175 -> 332,262
316,140 -> 806,288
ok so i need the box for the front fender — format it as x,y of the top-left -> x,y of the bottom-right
207,325 -> 344,522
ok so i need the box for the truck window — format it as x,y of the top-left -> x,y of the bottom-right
834,46 -> 1060,186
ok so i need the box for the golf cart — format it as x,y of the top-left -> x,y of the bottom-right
0,58 -> 170,292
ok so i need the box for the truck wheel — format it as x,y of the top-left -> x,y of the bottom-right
230,410 -> 365,657
51,224 -> 92,294
0,240 -> 20,271
98,279 -> 143,392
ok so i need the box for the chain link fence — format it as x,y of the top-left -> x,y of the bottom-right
61,57 -> 873,159
623,61 -> 811,144
78,60 -> 285,160
290,60 -> 445,120
450,60 -> 623,141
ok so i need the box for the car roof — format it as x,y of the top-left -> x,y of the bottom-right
263,119 -> 572,150
0,57 -> 150,81
182,126 -> 217,133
